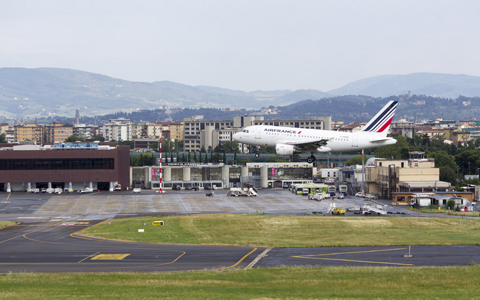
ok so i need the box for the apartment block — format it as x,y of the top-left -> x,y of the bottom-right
14,123 -> 44,144
44,123 -> 73,143
102,118 -> 134,141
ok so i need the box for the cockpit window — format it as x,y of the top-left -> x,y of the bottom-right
243,129 -> 249,133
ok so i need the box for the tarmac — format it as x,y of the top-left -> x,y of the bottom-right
1,189 -> 479,273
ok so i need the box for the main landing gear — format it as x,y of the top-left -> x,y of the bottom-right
307,153 -> 316,164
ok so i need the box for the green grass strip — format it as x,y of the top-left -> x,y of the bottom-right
0,221 -> 15,229
0,267 -> 479,299
81,214 -> 480,248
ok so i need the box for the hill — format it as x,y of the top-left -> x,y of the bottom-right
328,73 -> 480,98
0,68 -> 329,118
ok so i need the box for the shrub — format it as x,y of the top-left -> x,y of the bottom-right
447,199 -> 456,210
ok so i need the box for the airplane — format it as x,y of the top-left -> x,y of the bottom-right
232,100 -> 398,163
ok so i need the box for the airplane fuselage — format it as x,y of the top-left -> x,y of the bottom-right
233,125 -> 396,153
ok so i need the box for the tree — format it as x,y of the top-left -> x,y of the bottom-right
430,151 -> 456,170
344,155 -> 366,166
0,133 -> 6,143
117,140 -> 135,149
65,135 -> 85,143
422,133 -> 430,149
375,135 -> 409,159
86,135 -> 105,142
265,156 -> 289,162
237,158 -> 251,165
162,138 -> 175,152
149,141 -> 159,152
439,165 -> 456,187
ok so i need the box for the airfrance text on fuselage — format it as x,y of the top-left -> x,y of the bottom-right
264,128 -> 299,134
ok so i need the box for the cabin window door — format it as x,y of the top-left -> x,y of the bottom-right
255,128 -> 261,139
352,135 -> 358,147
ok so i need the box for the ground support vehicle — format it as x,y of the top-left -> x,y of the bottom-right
77,187 -> 94,194
361,205 -> 387,215
227,187 -> 258,197
47,188 -> 63,194
355,192 -> 365,197
205,191 -> 214,197
308,192 -> 327,201
172,185 -> 182,190
114,184 -> 121,191
331,207 -> 346,215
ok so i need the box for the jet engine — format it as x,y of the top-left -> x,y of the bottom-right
275,144 -> 299,156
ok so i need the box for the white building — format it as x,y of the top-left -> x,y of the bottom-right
103,118 -> 134,141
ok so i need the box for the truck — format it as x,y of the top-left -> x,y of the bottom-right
114,184 -> 121,191
409,197 -> 432,207
328,185 -> 336,197
339,185 -> 348,196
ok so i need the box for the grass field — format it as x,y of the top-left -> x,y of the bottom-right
81,214 -> 480,247
0,221 -> 14,229
1,266 -> 479,299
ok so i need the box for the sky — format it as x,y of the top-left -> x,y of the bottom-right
1,0 -> 480,92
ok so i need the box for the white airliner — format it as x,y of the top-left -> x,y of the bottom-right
233,101 -> 398,163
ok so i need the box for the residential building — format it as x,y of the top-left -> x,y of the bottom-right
73,124 -> 98,139
102,118 -> 134,141
44,123 -> 73,143
155,121 -> 184,140
14,123 -> 44,143
136,122 -> 162,139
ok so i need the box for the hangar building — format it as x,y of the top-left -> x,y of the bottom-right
0,143 -> 130,192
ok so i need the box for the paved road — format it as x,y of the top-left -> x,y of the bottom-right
257,245 -> 480,268
1,190 -> 479,273
0,218 -> 264,273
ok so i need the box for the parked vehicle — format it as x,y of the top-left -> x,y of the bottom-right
227,187 -> 258,197
336,193 -> 344,199
205,191 -> 214,197
30,188 -> 40,194
77,187 -> 94,194
133,187 -> 141,193
172,185 -> 182,190
114,184 -> 121,191
308,192 -> 326,201
47,188 -> 63,194
339,185 -> 348,196
331,207 -> 346,215
355,192 -> 365,198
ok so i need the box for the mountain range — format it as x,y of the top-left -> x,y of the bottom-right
1,68 -> 480,119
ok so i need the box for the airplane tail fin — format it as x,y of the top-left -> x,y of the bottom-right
362,101 -> 398,136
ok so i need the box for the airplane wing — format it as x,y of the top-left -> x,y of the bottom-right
284,139 -> 330,152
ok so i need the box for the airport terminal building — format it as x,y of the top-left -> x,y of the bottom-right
0,143 -> 130,192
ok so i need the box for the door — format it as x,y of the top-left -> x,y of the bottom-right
352,135 -> 358,147
255,128 -> 261,139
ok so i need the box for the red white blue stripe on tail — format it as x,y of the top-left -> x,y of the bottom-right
362,101 -> 398,134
